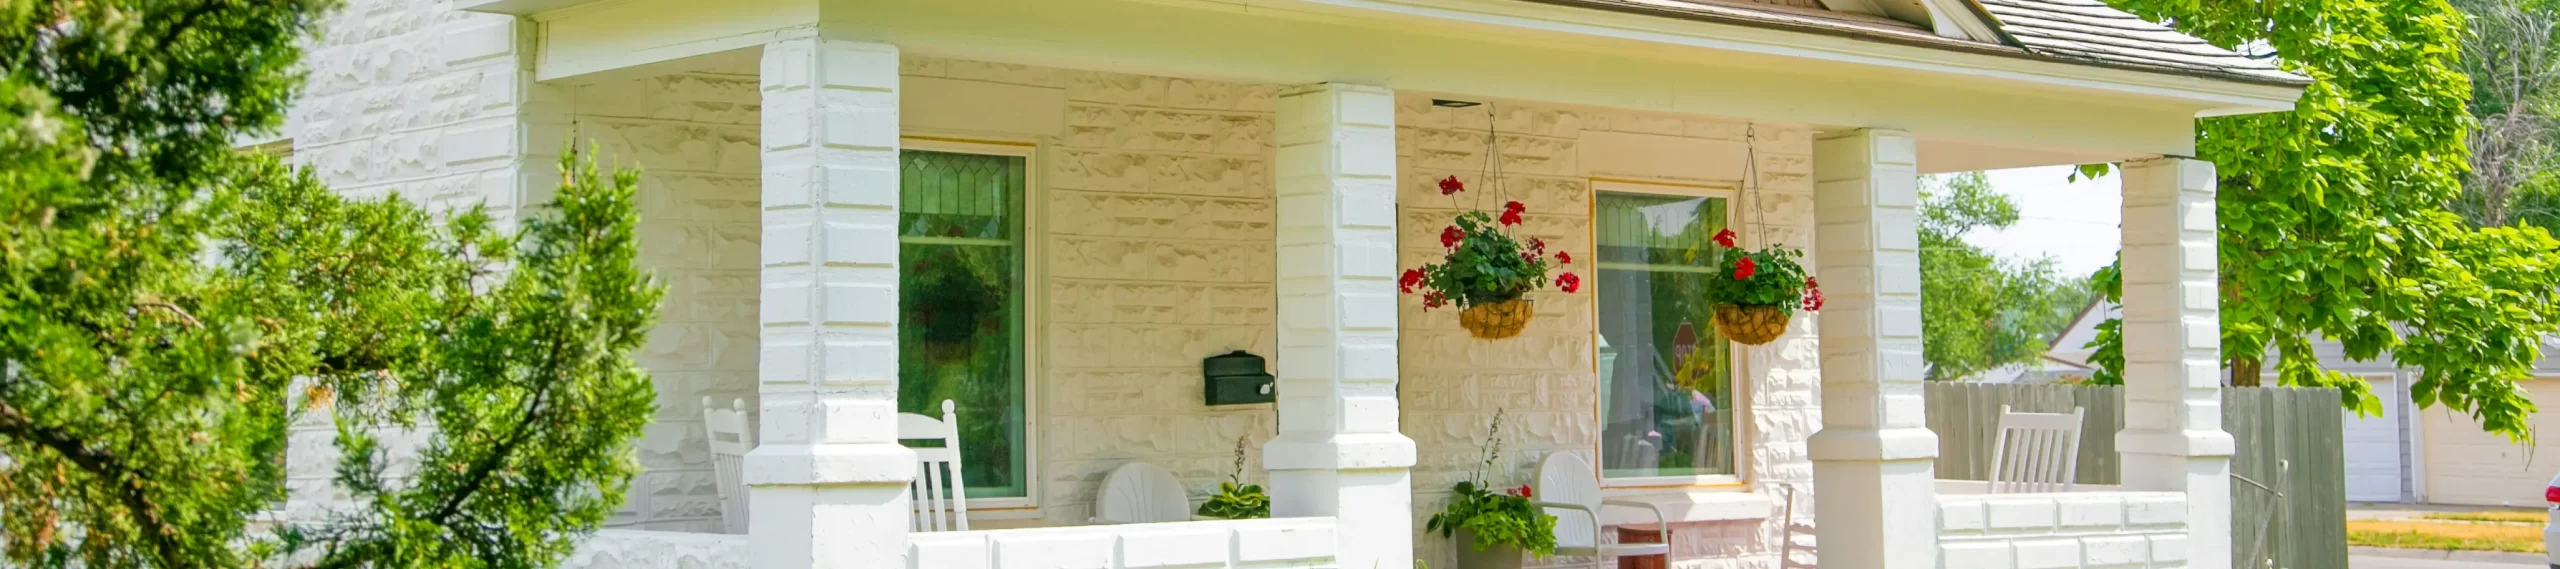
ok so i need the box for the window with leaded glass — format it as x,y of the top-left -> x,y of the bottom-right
897,148 -> 1029,500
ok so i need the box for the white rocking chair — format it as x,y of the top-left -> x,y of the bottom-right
702,397 -> 754,534
1988,405 -> 2086,493
1532,453 -> 1671,561
901,399 -> 972,532
1091,462 -> 1190,524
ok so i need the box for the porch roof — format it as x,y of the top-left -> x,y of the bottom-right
1521,0 -> 2309,87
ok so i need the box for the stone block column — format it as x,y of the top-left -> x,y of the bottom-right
1264,83 -> 1417,569
1807,128 -> 1938,569
745,36 -> 913,569
2116,157 -> 2234,569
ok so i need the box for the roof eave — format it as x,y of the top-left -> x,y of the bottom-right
1508,0 -> 2307,113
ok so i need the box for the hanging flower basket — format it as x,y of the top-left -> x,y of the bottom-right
1711,304 -> 1790,346
1401,177 -> 1581,340
1459,298 -> 1536,340
1702,228 -> 1823,346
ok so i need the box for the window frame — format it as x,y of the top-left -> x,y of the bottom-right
1587,178 -> 1753,490
897,135 -> 1044,511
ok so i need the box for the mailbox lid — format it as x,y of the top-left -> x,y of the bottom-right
1202,350 -> 1266,376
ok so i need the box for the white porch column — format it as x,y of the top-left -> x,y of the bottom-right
1264,83 -> 1416,569
2116,157 -> 2234,569
1808,128 -> 1938,569
745,36 -> 912,569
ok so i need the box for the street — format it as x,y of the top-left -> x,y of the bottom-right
2352,555 -> 2546,569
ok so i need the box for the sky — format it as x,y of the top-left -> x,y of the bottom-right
1953,165 -> 2123,278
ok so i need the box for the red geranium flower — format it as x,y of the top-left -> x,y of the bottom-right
1712,228 -> 1738,248
1400,268 -> 1425,294
1439,176 -> 1466,195
1802,277 -> 1825,311
1499,201 -> 1525,226
1440,225 -> 1465,249
1529,237 -> 1546,254
1423,291 -> 1447,309
1734,256 -> 1757,280
1556,272 -> 1581,293
1557,251 -> 1572,265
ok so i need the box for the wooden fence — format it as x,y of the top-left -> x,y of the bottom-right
1923,383 -> 2348,569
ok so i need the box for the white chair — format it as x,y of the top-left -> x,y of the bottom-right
1776,484 -> 1816,569
1532,453 -> 1670,562
702,397 -> 754,534
1091,462 -> 1190,524
1988,405 -> 2086,493
901,399 -> 972,532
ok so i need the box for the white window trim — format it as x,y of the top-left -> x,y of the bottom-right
1589,178 -> 1754,490
900,135 -> 1044,511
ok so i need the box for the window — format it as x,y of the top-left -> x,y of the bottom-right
897,146 -> 1030,500
1595,189 -> 1739,482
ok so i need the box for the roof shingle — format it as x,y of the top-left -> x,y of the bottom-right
1518,0 -> 2310,87
1975,0 -> 2306,85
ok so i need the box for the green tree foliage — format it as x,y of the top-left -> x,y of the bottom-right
1916,173 -> 2093,381
2087,0 -> 2560,439
0,1 -> 662,567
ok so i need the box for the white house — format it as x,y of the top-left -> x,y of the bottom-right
275,0 -> 2307,567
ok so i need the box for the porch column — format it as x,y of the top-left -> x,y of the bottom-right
1807,128 -> 1938,569
2116,157 -> 2234,569
1264,83 -> 1416,569
745,36 -> 911,569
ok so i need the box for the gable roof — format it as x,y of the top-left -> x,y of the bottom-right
1519,0 -> 2309,87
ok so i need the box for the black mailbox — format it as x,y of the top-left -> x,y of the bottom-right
1203,350 -> 1276,406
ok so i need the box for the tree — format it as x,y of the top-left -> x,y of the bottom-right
0,1 -> 662,567
1917,172 -> 2093,381
2455,0 -> 2560,229
2085,0 -> 2560,439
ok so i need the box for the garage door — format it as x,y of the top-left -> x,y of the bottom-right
2342,376 -> 2403,502
2421,378 -> 2560,507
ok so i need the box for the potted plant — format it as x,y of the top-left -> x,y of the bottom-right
1426,408 -> 1556,569
1195,435 -> 1270,520
1702,228 -> 1822,345
1401,176 -> 1581,340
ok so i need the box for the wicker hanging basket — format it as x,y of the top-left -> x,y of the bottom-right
1458,298 -> 1536,340
1712,304 -> 1792,346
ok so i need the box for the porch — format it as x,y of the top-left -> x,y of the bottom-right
431,0 -> 2291,568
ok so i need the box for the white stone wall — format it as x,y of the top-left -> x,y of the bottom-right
1937,492 -> 2191,569
572,69 -> 766,531
283,0 -> 558,520
1395,98 -> 1820,569
897,57 -> 1284,522
908,518 -> 1337,569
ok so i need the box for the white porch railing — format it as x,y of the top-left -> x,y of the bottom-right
909,517 -> 1339,569
1934,485 -> 2189,569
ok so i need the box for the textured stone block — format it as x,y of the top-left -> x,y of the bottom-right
2010,538 -> 2082,569
1985,498 -> 2060,532
1942,542 -> 2014,569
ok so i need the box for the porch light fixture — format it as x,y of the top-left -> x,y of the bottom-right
1430,98 -> 1482,108
1202,350 -> 1276,406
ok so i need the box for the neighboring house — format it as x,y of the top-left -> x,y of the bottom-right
274,0 -> 2305,568
2040,300 -> 2560,507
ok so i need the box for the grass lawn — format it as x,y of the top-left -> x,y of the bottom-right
2424,510 -> 2548,524
2347,520 -> 2545,553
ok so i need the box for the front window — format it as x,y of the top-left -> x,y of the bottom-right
1596,190 -> 1738,481
897,148 -> 1029,499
